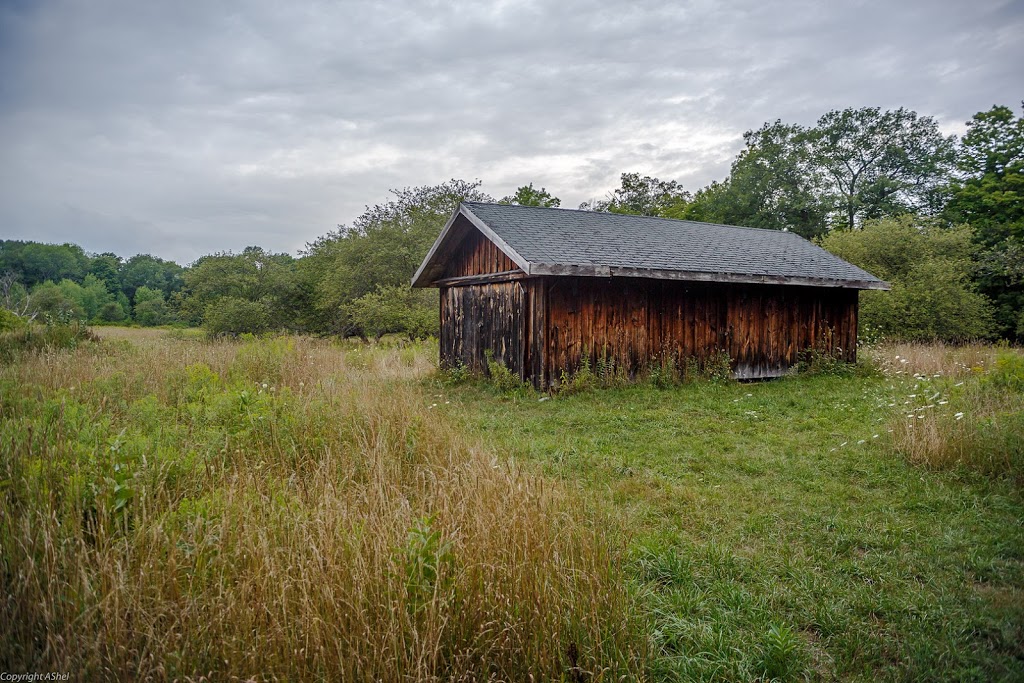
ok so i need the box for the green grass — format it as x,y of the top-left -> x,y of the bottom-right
445,373 -> 1024,681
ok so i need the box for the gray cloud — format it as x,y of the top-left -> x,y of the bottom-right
1,0 -> 1021,263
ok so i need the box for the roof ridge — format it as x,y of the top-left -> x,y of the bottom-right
461,201 -> 807,237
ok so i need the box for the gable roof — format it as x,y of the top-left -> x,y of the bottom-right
412,202 -> 890,290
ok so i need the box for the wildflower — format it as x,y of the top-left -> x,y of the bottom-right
261,382 -> 268,389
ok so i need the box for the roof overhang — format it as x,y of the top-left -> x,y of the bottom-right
527,263 -> 891,290
412,203 -> 891,291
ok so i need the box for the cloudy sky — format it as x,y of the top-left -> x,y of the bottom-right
1,0 -> 1021,264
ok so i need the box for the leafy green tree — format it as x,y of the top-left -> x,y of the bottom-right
685,108 -> 956,237
810,107 -> 956,229
88,252 -> 123,295
62,277 -> 119,321
683,122 -> 828,237
945,103 -> 1024,338
133,286 -> 170,326
29,281 -> 85,321
499,183 -> 561,207
302,179 -> 491,335
120,254 -> 183,302
16,242 -> 89,286
179,247 -> 298,329
582,173 -> 690,217
821,216 -> 994,341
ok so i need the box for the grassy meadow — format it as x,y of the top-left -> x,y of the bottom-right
1,327 -> 1022,681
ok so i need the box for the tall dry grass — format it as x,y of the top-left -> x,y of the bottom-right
871,342 -> 1024,479
1,331 -> 645,680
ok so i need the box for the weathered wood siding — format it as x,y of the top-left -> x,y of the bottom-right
442,228 -> 518,278
440,281 -> 526,377
543,277 -> 857,384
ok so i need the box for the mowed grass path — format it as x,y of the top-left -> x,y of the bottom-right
447,373 -> 1024,681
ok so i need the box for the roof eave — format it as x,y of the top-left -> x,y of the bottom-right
411,204 -> 532,287
528,263 -> 891,290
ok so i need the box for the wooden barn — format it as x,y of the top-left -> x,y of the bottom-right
412,202 -> 889,387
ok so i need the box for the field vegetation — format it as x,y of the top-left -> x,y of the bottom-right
2,326 -> 1022,681
0,328 -> 643,680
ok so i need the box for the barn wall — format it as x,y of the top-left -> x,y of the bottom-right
544,277 -> 857,384
442,227 -> 519,278
440,281 -> 526,378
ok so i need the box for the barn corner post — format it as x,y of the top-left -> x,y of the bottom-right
412,202 -> 888,388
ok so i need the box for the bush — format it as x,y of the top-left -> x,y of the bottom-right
203,297 -> 271,336
98,301 -> 127,323
0,307 -> 27,332
347,285 -> 438,340
0,320 -> 99,364
821,218 -> 996,342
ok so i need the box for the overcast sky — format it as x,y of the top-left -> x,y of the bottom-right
1,0 -> 1021,264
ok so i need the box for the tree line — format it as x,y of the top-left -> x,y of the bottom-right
2,103 -> 1021,343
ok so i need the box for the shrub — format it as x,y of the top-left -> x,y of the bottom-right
347,285 -> 439,340
203,297 -> 271,336
0,307 -> 27,332
984,352 -> 1024,393
821,218 -> 996,342
0,320 -> 99,364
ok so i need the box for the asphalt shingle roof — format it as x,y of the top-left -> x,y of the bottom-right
414,202 -> 889,289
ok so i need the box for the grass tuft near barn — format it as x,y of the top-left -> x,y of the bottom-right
1,327 -> 1022,681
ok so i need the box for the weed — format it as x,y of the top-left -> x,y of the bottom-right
437,359 -> 471,385
758,623 -> 807,681
485,349 -> 529,392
